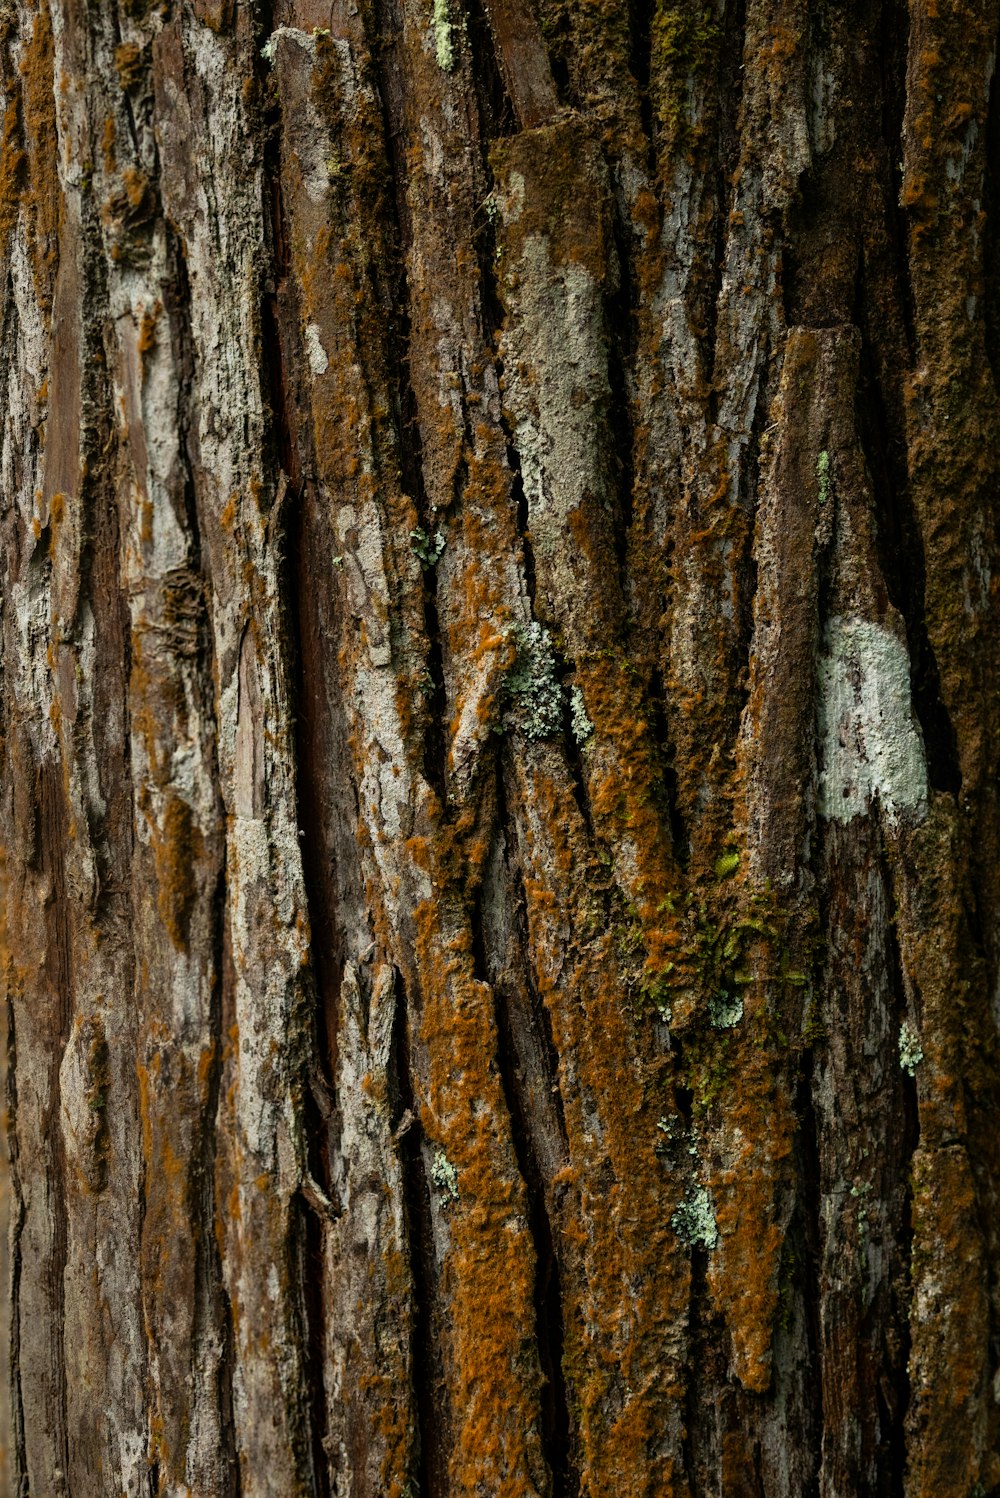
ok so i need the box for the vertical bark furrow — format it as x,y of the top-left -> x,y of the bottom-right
901,0 -> 1000,797
149,11 -> 321,1488
364,0 -> 461,803
270,21 -> 425,1490
875,850 -> 919,1498
76,2 -> 236,1470
5,1001 -> 26,1492
506,747 -> 693,1494
254,48 -> 344,1487
393,965 -> 450,1498
1,5 -> 85,1488
476,770 -> 575,1492
857,336 -> 962,798
33,767 -> 72,1497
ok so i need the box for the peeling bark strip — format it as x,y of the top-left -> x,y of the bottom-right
1,0 -> 999,1494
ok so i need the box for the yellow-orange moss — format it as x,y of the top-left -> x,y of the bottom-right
137,301 -> 160,355
576,650 -> 685,994
513,756 -> 693,1490
20,0 -> 59,319
705,1023 -> 794,1391
100,114 -> 116,175
907,1144 -> 990,1498
114,41 -> 143,90
0,96 -> 24,249
153,792 -> 204,952
413,892 -> 548,1494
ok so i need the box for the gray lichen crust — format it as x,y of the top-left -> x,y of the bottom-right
503,621 -> 564,740
899,1020 -> 924,1077
671,1185 -> 720,1251
817,615 -> 928,825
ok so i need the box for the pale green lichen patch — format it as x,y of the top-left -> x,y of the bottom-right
261,26 -> 317,64
708,990 -> 743,1029
410,527 -> 445,570
503,621 -> 563,740
816,448 -> 831,505
671,1184 -> 719,1250
816,615 -> 928,824
430,1149 -> 459,1201
649,3 -> 722,155
899,1019 -> 924,1076
570,685 -> 593,744
432,0 -> 457,71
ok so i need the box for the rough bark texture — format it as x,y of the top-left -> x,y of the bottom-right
1,0 -> 999,1495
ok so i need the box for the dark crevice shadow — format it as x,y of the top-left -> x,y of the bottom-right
794,1049 -> 824,1498
647,662 -> 690,869
367,0 -> 450,804
704,0 -> 749,410
463,0 -> 518,141
7,1001 -> 27,1488
390,971 -> 448,1498
605,197 -> 637,590
254,17 -> 334,1489
874,842 -> 919,1498
983,36 -> 1000,392
469,760 -> 576,1495
680,1243 -> 707,1498
857,337 -> 961,795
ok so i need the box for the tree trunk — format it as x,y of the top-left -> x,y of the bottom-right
1,0 -> 999,1494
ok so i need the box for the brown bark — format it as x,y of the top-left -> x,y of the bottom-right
1,1 -> 999,1495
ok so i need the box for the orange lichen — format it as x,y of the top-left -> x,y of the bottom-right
492,120 -> 613,277
152,792 -> 204,953
20,0 -> 59,318
510,750 -> 694,1486
100,114 -> 116,174
0,96 -> 25,248
137,301 -> 161,354
113,41 -> 143,90
197,1041 -> 216,1099
219,491 -> 237,530
410,885 -> 550,1492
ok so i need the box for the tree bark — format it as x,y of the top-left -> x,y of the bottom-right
1,0 -> 999,1495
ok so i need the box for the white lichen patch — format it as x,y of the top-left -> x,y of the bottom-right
305,323 -> 328,376
432,0 -> 457,71
430,1149 -> 459,1201
570,685 -> 593,744
261,26 -> 317,64
816,615 -> 928,824
497,170 -> 526,225
899,1019 -> 924,1076
671,1185 -> 719,1251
